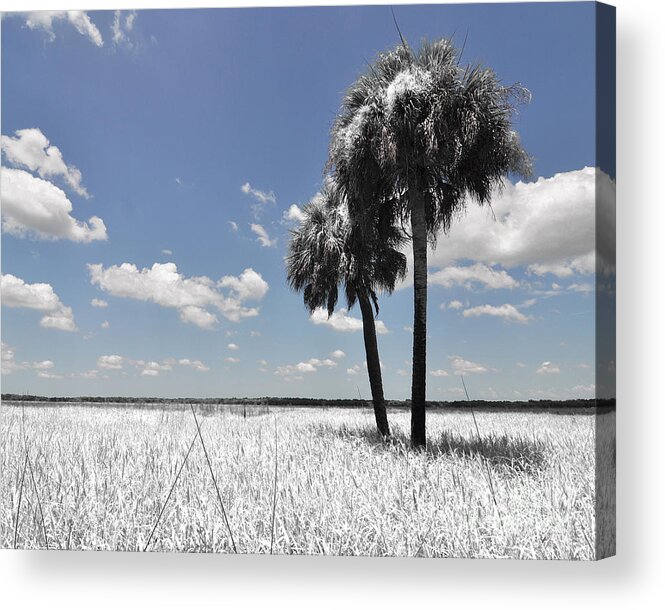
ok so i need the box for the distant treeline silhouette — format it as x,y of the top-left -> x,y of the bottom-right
2,394 -> 615,411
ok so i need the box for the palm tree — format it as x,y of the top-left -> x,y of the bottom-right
328,38 -> 531,448
286,178 -> 406,437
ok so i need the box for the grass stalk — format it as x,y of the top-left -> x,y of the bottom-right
461,376 -> 505,532
189,404 -> 237,553
26,455 -> 49,549
143,431 -> 198,551
270,416 -> 278,554
13,452 -> 29,549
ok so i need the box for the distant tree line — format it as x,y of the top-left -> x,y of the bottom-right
1,394 -> 615,411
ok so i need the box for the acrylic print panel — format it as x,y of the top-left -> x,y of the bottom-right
0,2 -> 615,559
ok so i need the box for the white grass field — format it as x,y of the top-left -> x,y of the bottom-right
0,402 -> 614,559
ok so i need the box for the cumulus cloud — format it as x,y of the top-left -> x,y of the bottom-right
225,357 -> 240,364
24,11 -> 104,47
101,321 -> 110,329
283,204 -> 305,224
91,298 -> 108,308
1,342 -> 24,375
227,343 -> 239,351
2,128 -> 89,197
228,221 -> 239,232
1,343 -> 61,376
537,361 -> 561,374
429,264 -> 518,290
88,262 -> 268,329
97,355 -> 124,370
1,274 -> 76,331
250,223 -> 276,247
1,168 -> 107,242
310,308 -> 389,334
140,360 -> 173,377
346,364 -> 361,376
449,356 -> 489,376
424,167 -> 615,279
178,358 -> 210,372
462,303 -> 530,324
331,350 -> 346,359
448,300 -> 463,310
275,357 -> 338,377
430,369 -> 449,377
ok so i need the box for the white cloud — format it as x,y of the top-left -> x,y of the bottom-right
331,350 -> 346,359
32,360 -> 55,370
2,342 -> 24,375
425,167 -> 615,279
97,355 -> 124,370
91,298 -> 108,308
283,204 -> 305,224
178,358 -> 210,372
111,10 -> 138,48
310,308 -> 388,334
537,361 -> 561,374
227,343 -> 239,351
462,303 -> 530,324
1,168 -> 107,242
2,128 -> 89,197
397,369 -> 410,376
430,369 -> 449,377
275,357 -> 337,377
241,182 -> 276,205
448,300 -> 463,310
250,330 -> 261,337
161,249 -> 173,256
37,371 -> 63,380
1,343 -> 61,377
228,221 -> 239,232
257,359 -> 268,367
250,223 -> 276,247
80,369 -> 99,379
1,274 -> 76,331
516,362 -> 527,368
101,321 -> 110,329
346,365 -> 361,376
140,360 -> 173,377
24,11 -> 104,47
568,282 -> 594,294
429,264 -> 518,290
88,262 -> 268,329
449,356 -> 488,376
225,357 -> 240,364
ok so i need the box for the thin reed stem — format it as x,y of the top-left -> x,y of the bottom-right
270,416 -> 278,554
461,376 -> 505,533
189,404 -> 237,553
27,454 -> 49,549
143,431 -> 198,551
14,452 -> 29,549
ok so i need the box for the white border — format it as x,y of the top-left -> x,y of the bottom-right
1,1 -> 662,608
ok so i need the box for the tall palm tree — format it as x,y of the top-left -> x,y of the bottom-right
328,38 -> 531,448
286,178 -> 406,437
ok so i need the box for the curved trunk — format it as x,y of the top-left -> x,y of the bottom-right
409,180 -> 428,449
357,288 -> 391,438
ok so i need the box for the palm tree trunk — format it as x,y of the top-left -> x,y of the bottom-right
409,180 -> 428,449
357,289 -> 391,438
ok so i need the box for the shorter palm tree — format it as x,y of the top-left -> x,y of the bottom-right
286,178 -> 406,437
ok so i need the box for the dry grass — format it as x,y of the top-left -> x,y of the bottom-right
0,402 -> 613,559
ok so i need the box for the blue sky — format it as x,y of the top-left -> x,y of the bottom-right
1,4 -> 613,400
